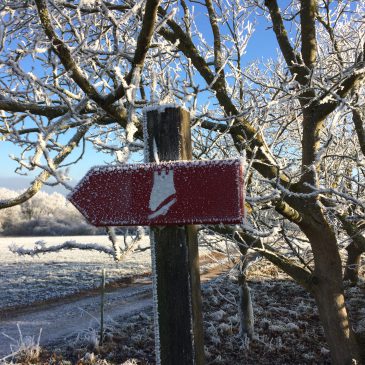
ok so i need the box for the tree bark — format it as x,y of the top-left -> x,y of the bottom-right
238,270 -> 254,339
344,243 -> 363,285
338,214 -> 365,285
236,247 -> 254,340
300,207 -> 361,364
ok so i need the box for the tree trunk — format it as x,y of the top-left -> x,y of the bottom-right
238,271 -> 254,340
344,243 -> 362,285
301,213 -> 361,364
313,280 -> 361,365
237,248 -> 254,340
337,211 -> 365,286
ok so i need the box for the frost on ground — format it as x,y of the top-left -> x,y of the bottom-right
0,236 -> 152,311
0,235 -> 216,311
35,259 -> 338,365
1,236 -> 364,364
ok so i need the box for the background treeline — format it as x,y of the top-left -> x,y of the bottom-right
0,188 -> 102,236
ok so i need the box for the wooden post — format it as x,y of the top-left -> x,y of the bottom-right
145,106 -> 205,365
99,268 -> 106,346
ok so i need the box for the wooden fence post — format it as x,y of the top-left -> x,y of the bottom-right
145,106 -> 205,365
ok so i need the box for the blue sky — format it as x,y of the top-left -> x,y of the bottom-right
0,4 -> 278,192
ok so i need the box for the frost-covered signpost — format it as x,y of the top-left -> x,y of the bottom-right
69,106 -> 245,365
145,106 -> 205,365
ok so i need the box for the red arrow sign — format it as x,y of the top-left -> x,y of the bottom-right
68,159 -> 244,226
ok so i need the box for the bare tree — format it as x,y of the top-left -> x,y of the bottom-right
1,0 -> 365,363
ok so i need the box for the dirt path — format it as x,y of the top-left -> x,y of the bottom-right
0,281 -> 152,359
0,259 -> 230,360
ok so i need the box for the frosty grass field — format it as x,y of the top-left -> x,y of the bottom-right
1,235 -> 364,364
0,236 -> 152,310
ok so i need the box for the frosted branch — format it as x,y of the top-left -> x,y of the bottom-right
9,240 -> 115,257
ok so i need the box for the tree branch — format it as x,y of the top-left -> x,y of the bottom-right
104,0 -> 161,104
34,0 -> 135,133
204,0 -> 226,93
35,0 -> 106,105
352,107 -> 365,157
275,200 -> 303,224
337,214 -> 365,253
0,125 -> 89,209
210,224 -> 314,292
300,0 -> 317,69
316,7 -> 343,66
9,232 -> 147,260
54,1 -> 130,13
0,115 -> 119,136
9,240 -> 115,257
0,97 -> 69,118
264,0 -> 308,85
158,15 -> 290,185
316,62 -> 365,119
